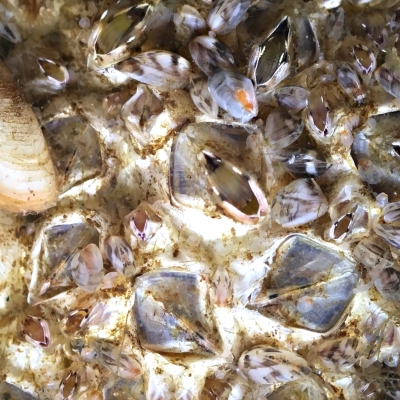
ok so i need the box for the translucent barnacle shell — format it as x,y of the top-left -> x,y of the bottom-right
189,74 -> 219,118
264,111 -> 304,149
325,7 -> 345,41
43,117 -> 103,193
59,371 -> 78,400
267,379 -> 328,400
62,308 -> 89,335
375,267 -> 400,301
336,62 -> 366,103
211,265 -> 232,307
274,86 -> 309,113
278,147 -> 331,178
87,0 -> 156,70
123,201 -> 162,247
375,65 -> 400,98
307,87 -> 333,140
247,16 -> 291,92
173,4 -> 206,44
350,44 -> 376,85
238,346 -> 312,385
188,36 -> 236,76
207,0 -> 251,36
22,316 -> 51,348
271,178 -> 328,228
307,337 -> 360,373
200,376 -> 231,399
208,69 -> 258,123
294,17 -> 319,71
65,243 -> 104,292
133,269 -> 223,355
120,84 -> 164,148
170,123 -> 268,224
104,236 -> 135,277
115,51 -> 191,89
249,234 -> 358,332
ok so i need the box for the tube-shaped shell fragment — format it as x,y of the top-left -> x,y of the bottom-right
0,59 -> 59,212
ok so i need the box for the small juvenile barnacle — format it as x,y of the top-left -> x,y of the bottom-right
60,372 -> 79,400
22,316 -> 51,348
104,235 -> 135,277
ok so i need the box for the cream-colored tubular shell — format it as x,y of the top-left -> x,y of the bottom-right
0,60 -> 59,213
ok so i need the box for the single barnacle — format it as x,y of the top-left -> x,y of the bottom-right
59,372 -> 79,400
208,69 -> 258,123
189,74 -> 219,118
104,235 -> 135,277
247,16 -> 291,92
336,62 -> 366,103
271,178 -> 328,228
189,35 -> 236,76
22,316 -> 51,348
115,51 -> 191,89
274,86 -> 309,113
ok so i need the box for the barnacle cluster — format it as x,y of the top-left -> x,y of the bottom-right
1,0 -> 400,399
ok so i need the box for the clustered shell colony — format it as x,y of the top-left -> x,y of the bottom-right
3,0 -> 400,399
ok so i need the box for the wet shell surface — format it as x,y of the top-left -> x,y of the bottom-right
3,0 -> 400,399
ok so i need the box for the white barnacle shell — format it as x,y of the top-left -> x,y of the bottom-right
238,346 -> 311,385
207,0 -> 251,35
382,201 -> 400,224
121,84 -> 164,148
307,337 -> 360,373
115,51 -> 191,89
211,265 -> 232,307
208,69 -> 258,123
189,74 -> 219,118
22,316 -> 51,348
173,4 -> 206,35
350,44 -> 376,85
202,150 -> 268,225
264,111 -> 304,149
104,235 -> 135,277
247,16 -> 291,92
375,65 -> 400,99
375,267 -> 400,301
353,235 -> 393,269
65,243 -> 104,292
336,62 -> 366,103
188,35 -> 236,76
0,59 -> 59,213
123,201 -> 162,247
271,178 -> 328,228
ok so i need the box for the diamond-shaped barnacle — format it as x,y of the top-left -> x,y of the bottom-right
42,116 -> 104,194
248,234 -> 359,332
133,269 -> 223,356
170,123 -> 268,225
87,0 -> 158,70
29,211 -> 105,302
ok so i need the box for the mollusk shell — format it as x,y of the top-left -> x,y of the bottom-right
0,59 -> 59,213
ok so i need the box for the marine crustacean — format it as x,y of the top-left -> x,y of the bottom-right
3,0 -> 400,399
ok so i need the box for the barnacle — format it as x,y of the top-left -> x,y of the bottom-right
2,0 -> 400,399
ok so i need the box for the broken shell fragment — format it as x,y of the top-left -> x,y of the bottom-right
65,243 -> 104,292
189,74 -> 219,118
123,202 -> 162,247
247,16 -> 291,92
104,235 -> 135,277
238,346 -> 311,385
188,35 -> 236,76
207,0 -> 250,35
0,59 -> 59,213
22,316 -> 50,348
208,69 -> 258,123
264,111 -> 304,149
115,51 -> 191,89
202,150 -> 268,224
271,178 -> 328,228
249,234 -> 358,332
87,1 -> 155,69
134,270 -> 223,355
60,372 -> 78,400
